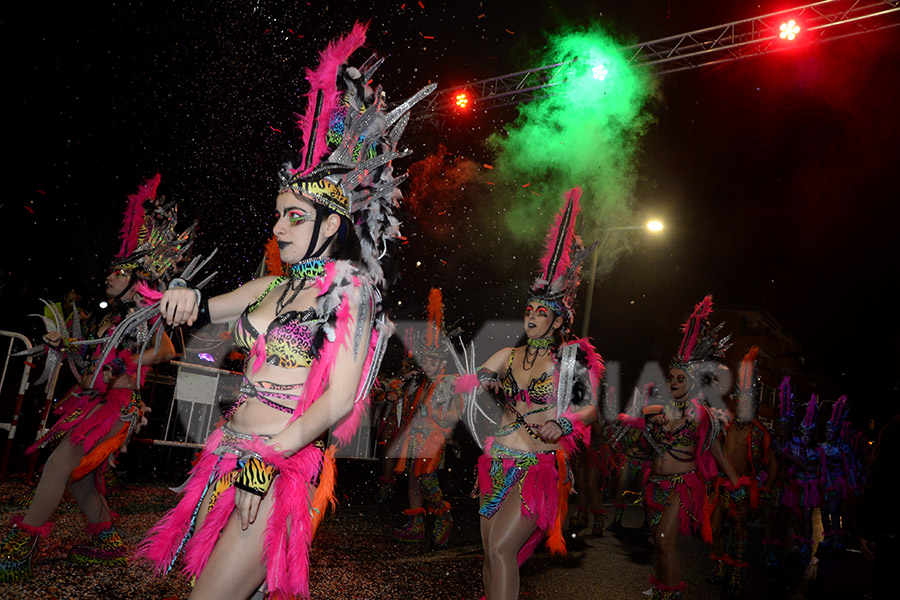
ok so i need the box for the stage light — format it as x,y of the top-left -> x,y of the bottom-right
779,20 -> 800,41
453,92 -> 470,110
592,64 -> 608,81
99,301 -> 108,309
646,220 -> 664,233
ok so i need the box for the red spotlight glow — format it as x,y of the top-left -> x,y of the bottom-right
779,20 -> 801,40
453,92 -> 470,110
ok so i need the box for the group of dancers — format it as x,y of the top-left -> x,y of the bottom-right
0,23 -> 870,600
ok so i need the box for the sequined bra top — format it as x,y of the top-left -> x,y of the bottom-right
232,278 -> 321,369
500,348 -> 555,406
648,417 -> 700,462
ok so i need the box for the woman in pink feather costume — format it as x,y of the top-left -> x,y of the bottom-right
1,175 -> 178,583
136,23 -> 434,600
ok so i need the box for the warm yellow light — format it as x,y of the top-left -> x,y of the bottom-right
646,220 -> 664,233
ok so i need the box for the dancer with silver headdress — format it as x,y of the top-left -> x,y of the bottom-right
136,24 -> 434,600
390,288 -> 460,547
624,295 -> 740,600
455,187 -> 603,600
0,175 -> 181,582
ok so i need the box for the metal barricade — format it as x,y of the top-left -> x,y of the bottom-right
0,331 -> 33,477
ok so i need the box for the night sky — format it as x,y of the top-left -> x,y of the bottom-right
3,1 -> 899,425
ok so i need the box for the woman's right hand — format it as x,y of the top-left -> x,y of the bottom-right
160,288 -> 199,326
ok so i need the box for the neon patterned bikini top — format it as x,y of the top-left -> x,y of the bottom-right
500,348 -> 555,406
648,417 -> 700,462
232,279 -> 321,369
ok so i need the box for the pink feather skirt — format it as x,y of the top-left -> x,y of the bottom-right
136,425 -> 326,599
27,386 -> 137,456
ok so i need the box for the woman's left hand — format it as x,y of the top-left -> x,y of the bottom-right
538,420 -> 564,443
235,487 -> 263,530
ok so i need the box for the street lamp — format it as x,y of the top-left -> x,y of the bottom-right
580,219 -> 665,338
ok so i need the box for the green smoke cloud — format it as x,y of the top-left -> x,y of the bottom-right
487,22 -> 659,277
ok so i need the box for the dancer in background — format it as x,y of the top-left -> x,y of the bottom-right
707,347 -> 778,598
391,289 -> 460,547
817,395 -> 855,555
633,295 -> 740,600
769,376 -> 797,568
0,175 -> 180,582
457,187 -> 603,600
611,383 -> 657,533
569,386 -> 616,536
137,24 -> 434,599
788,394 -> 822,565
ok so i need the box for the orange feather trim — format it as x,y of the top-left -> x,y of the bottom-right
545,450 -> 571,556
70,422 -> 129,481
310,445 -> 337,538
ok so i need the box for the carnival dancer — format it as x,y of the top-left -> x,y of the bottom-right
389,289 -> 460,546
627,295 -> 740,600
610,383 -> 657,533
569,387 -> 617,536
782,394 -> 823,565
454,187 -> 603,600
0,175 -> 180,582
136,24 -> 435,600
817,395 -> 856,555
707,347 -> 778,598
769,376 -> 797,568
373,356 -> 418,503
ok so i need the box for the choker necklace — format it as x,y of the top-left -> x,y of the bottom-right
523,337 -> 553,371
276,258 -> 333,315
526,337 -> 553,349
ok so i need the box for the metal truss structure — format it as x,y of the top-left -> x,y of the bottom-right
420,0 -> 900,114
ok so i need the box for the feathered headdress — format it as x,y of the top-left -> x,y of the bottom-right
734,346 -> 760,423
669,295 -> 731,389
111,174 -> 195,285
413,288 -> 445,361
777,376 -> 794,424
527,187 -> 596,329
800,393 -> 819,434
277,22 -> 436,288
828,394 -> 850,434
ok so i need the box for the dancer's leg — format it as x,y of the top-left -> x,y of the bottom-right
21,438 -> 85,528
654,493 -> 682,587
481,490 -> 536,600
188,489 -> 276,600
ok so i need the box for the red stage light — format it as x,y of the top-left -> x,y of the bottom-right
454,92 -> 470,110
779,20 -> 801,41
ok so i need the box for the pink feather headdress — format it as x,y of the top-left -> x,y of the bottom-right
800,393 -> 819,433
527,187 -> 595,328
828,394 -> 850,432
111,174 -> 195,284
777,376 -> 795,423
116,173 -> 160,259
669,295 -> 730,374
276,21 -> 436,289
